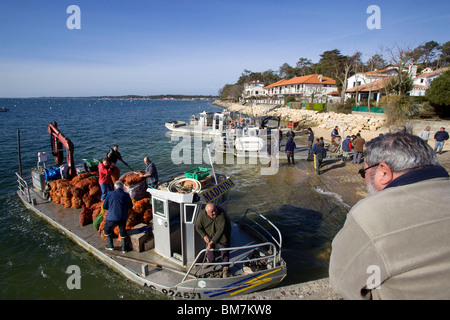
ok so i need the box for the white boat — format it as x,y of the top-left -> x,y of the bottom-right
15,126 -> 287,300
165,111 -> 233,136
214,116 -> 281,155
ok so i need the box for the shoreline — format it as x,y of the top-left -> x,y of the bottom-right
213,99 -> 450,151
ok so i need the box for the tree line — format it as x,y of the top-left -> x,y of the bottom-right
219,40 -> 450,102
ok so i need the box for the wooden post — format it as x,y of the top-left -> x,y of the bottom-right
17,128 -> 23,177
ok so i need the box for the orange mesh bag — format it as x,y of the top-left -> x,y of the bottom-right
61,185 -> 73,198
82,193 -> 97,208
89,185 -> 101,198
120,172 -> 145,187
56,179 -> 71,191
72,187 -> 84,198
75,178 -> 93,191
49,181 -> 58,191
132,198 -> 151,214
143,209 -> 153,224
111,166 -> 120,183
71,196 -> 83,209
79,204 -> 93,226
126,209 -> 142,230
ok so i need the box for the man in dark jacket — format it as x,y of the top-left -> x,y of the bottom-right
307,128 -> 314,154
434,127 -> 449,154
352,133 -> 365,164
195,203 -> 231,277
285,137 -> 296,164
103,181 -> 133,252
314,142 -> 327,175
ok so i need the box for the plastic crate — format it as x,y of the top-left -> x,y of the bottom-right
185,167 -> 210,180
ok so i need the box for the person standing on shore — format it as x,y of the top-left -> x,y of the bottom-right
352,133 -> 365,164
286,129 -> 295,140
278,127 -> 283,151
434,127 -> 449,154
329,132 -> 450,300
285,137 -> 296,165
419,126 -> 431,142
313,142 -> 327,175
307,128 -> 314,154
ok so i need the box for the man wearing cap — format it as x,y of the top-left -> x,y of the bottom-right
342,135 -> 353,162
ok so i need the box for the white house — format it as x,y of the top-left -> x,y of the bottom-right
264,74 -> 337,102
409,67 -> 450,97
242,81 -> 265,98
345,68 -> 397,103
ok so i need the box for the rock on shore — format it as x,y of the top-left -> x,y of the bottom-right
213,100 -> 386,135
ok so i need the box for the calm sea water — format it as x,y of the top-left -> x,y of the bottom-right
0,98 -> 349,299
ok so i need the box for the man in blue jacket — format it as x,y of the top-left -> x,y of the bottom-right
285,137 -> 296,164
434,127 -> 449,154
103,181 -> 133,252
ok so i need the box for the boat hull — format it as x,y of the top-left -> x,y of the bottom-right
17,185 -> 286,300
165,122 -> 216,135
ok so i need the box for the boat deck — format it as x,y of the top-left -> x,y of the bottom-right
17,185 -> 275,297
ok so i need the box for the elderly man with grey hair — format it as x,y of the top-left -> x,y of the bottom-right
329,131 -> 450,300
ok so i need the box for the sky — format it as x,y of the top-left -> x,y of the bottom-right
0,0 -> 449,98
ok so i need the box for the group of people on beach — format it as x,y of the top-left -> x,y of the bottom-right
419,126 -> 449,154
283,124 -> 449,177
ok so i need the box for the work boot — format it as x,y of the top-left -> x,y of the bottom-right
121,237 -> 127,253
105,234 -> 114,251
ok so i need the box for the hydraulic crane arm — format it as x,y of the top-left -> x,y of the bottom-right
48,121 -> 76,179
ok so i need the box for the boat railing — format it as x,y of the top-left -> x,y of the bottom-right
238,208 -> 283,257
182,208 -> 283,282
182,241 -> 279,282
15,172 -> 32,204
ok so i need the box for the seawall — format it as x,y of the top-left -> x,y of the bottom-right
212,100 -> 387,135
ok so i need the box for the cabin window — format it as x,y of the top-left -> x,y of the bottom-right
153,198 -> 166,218
184,204 -> 197,223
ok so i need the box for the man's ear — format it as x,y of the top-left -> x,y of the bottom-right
375,162 -> 395,189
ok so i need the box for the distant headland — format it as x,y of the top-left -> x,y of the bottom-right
87,94 -> 218,100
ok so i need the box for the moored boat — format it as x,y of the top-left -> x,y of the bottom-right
15,124 -> 287,299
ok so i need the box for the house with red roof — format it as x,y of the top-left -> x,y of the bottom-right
263,74 -> 338,102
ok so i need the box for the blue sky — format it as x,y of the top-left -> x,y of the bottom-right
0,0 -> 449,97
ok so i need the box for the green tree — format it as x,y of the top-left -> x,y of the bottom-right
438,41 -> 450,67
426,70 -> 450,107
296,58 -> 315,76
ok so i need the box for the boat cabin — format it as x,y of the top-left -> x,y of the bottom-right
148,173 -> 233,267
